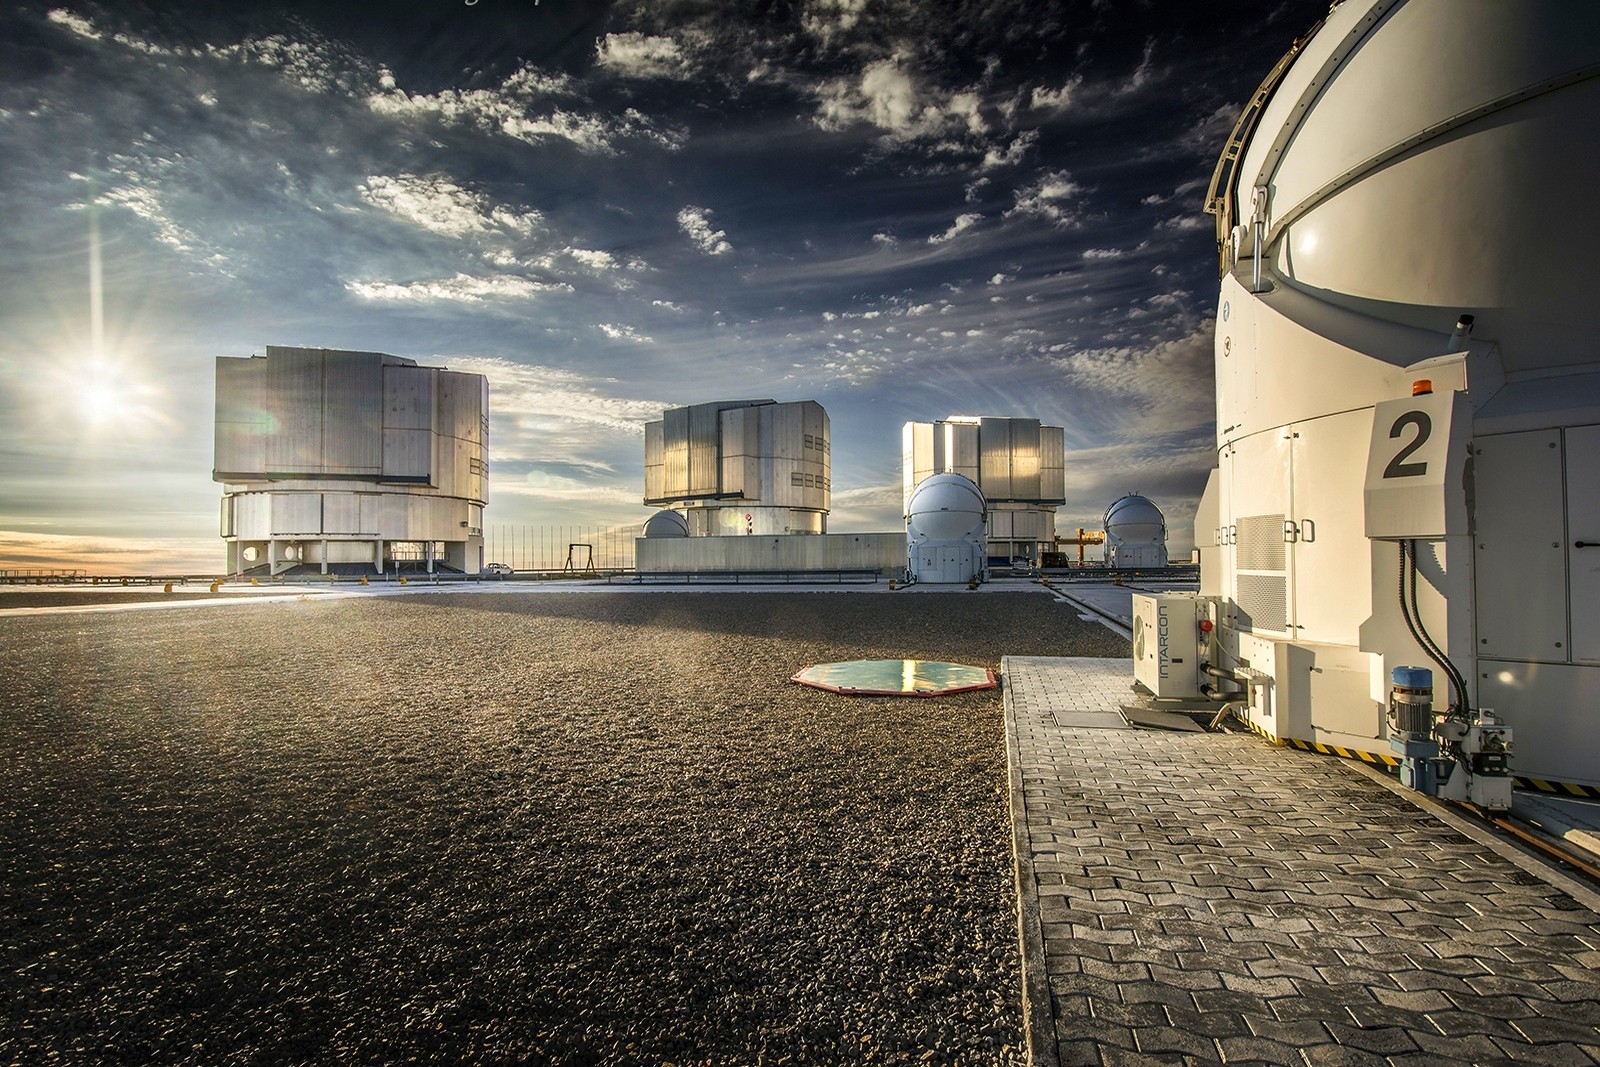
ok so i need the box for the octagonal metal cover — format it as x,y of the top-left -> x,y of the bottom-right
791,659 -> 997,697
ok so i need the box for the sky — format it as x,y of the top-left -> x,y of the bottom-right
0,0 -> 1329,574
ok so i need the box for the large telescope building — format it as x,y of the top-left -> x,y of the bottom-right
214,346 -> 488,576
643,399 -> 830,536
902,416 -> 1066,566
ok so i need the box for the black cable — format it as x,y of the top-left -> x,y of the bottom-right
1397,540 -> 1469,715
1405,539 -> 1467,711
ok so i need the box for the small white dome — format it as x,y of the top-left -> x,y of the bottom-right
643,509 -> 690,538
907,473 -> 987,541
1104,494 -> 1165,545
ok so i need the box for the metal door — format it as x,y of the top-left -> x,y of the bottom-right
1567,424 -> 1600,663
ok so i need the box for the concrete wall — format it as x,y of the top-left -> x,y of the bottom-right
636,532 -> 903,574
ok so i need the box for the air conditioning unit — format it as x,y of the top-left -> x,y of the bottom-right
1131,592 -> 1215,700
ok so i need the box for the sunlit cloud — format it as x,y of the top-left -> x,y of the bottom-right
595,33 -> 689,79
1006,170 -> 1084,228
359,174 -> 541,237
345,274 -> 572,303
929,212 -> 981,244
677,206 -> 732,255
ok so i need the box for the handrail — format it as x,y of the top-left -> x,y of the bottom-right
1203,24 -> 1323,274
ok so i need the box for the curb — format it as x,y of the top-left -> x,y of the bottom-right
1000,657 -> 1059,1067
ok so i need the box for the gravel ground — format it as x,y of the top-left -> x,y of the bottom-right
1,590 -> 1127,1065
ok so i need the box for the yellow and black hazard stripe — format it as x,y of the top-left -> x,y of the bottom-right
1515,777 -> 1600,799
1283,736 -> 1401,768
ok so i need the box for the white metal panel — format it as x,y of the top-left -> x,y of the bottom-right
644,421 -> 665,503
360,493 -> 406,538
1039,426 -> 1065,503
271,492 -> 322,536
1292,408 -> 1375,644
265,348 -> 324,472
1226,430 -> 1293,636
323,493 -> 360,534
214,357 -> 267,476
979,418 -> 1013,499
321,350 -> 383,473
233,492 -> 272,538
1284,642 -> 1382,743
949,423 -> 979,482
382,429 -> 432,482
903,422 -> 936,513
1474,429 -> 1566,661
1363,390 -> 1470,540
1479,660 -> 1600,788
384,365 -> 435,431
1566,423 -> 1600,663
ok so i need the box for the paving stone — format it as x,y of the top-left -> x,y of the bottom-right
1101,1047 -> 1210,1067
1240,1015 -> 1333,1046
1214,1035 -> 1301,1063
1321,1022 -> 1420,1055
1513,1016 -> 1600,1046
1131,1026 -> 1218,1060
1296,1045 -> 1390,1067
1487,1038 -> 1600,1066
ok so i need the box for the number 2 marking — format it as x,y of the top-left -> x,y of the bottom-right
1383,411 -> 1432,478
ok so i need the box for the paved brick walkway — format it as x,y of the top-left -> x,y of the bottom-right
1002,655 -> 1600,1067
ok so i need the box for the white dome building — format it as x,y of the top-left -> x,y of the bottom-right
1104,495 -> 1168,569
906,473 -> 988,584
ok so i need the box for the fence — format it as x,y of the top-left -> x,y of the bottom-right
484,524 -> 644,573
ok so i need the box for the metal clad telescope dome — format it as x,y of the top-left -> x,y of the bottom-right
907,473 -> 986,541
642,510 -> 689,538
906,473 -> 988,584
1104,494 -> 1168,569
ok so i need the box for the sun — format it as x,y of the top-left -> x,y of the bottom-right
78,378 -> 126,427
36,351 -> 170,440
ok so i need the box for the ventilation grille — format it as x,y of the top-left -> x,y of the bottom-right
1236,513 -> 1286,572
1237,573 -> 1288,633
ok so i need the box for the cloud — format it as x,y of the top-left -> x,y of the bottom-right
813,56 -> 985,142
46,9 -> 101,40
801,0 -> 871,47
929,212 -> 981,244
677,206 -> 732,255
597,323 -> 654,344
1054,321 -> 1215,438
826,480 -> 902,531
595,33 -> 688,78
367,63 -> 680,153
981,131 -> 1036,170
441,357 -> 662,469
359,174 -> 541,238
1081,247 -> 1122,260
1006,170 -> 1084,228
345,274 -> 571,304
1030,76 -> 1083,112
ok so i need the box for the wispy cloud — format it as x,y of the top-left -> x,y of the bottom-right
367,63 -> 681,153
595,32 -> 689,78
1006,170 -> 1084,228
677,206 -> 732,255
929,212 -> 981,244
359,174 -> 541,237
345,274 -> 571,304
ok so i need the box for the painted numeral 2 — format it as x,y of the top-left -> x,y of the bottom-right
1383,410 -> 1432,478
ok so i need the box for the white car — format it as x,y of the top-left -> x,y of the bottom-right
483,562 -> 513,577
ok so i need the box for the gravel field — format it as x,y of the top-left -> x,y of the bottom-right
2,590 -> 1127,1065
